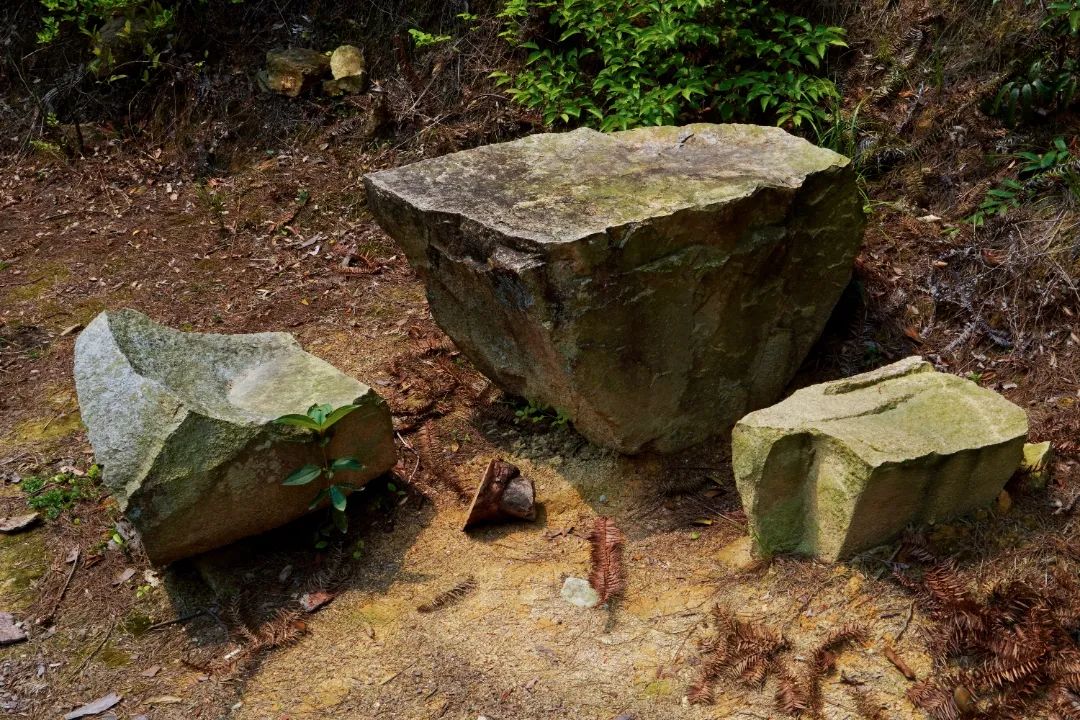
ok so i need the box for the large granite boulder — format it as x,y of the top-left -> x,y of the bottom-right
74,310 -> 395,564
365,124 -> 864,453
733,357 -> 1028,561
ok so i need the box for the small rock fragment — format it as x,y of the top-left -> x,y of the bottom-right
324,45 -> 367,96
63,692 -> 121,719
144,696 -> 182,705
1017,441 -> 1053,491
560,577 -> 600,609
0,513 -> 39,534
330,44 -> 364,79
264,48 -> 330,97
0,612 -> 27,645
463,459 -> 536,530
113,568 -> 136,586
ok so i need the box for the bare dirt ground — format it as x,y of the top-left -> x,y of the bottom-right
1,112 -> 1078,720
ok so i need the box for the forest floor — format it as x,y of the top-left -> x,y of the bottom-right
2,3 -> 1080,711
0,122 -> 1076,720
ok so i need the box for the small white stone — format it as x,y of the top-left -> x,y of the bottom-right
560,577 -> 600,608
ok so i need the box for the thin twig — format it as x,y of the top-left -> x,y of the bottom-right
896,599 -> 916,643
70,621 -> 115,678
39,547 -> 79,624
147,609 -> 209,632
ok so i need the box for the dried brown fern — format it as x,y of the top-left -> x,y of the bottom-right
417,576 -> 477,613
687,678 -> 715,705
690,605 -> 791,706
587,516 -> 625,604
848,688 -> 888,720
810,623 -> 868,675
216,600 -> 307,673
1056,686 -> 1080,720
896,553 -> 1080,719
775,667 -> 810,717
907,678 -> 961,720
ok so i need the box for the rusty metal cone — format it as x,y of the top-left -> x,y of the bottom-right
463,458 -> 537,531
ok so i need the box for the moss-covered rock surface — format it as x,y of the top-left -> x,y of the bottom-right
73,309 -> 396,564
733,357 -> 1028,561
365,123 -> 865,453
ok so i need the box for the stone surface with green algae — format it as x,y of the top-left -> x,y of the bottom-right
733,356 -> 1028,561
365,123 -> 865,453
73,309 -> 395,564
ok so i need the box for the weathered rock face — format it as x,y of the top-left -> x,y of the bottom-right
733,357 -> 1028,561
264,48 -> 330,97
74,310 -> 395,564
324,44 -> 367,96
365,124 -> 865,453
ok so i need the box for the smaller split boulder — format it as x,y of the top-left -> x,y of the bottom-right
74,310 -> 396,564
324,44 -> 368,96
734,357 -> 1027,561
264,48 -> 330,97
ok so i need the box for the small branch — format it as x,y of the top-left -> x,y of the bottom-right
70,621 -> 115,678
39,547 -> 79,625
147,609 -> 208,632
896,600 -> 916,643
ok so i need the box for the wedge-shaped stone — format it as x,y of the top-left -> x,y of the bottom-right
365,123 -> 864,453
733,357 -> 1027,561
74,310 -> 395,564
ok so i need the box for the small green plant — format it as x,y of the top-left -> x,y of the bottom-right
968,137 -> 1076,227
275,403 -> 365,535
29,139 -> 64,159
21,468 -> 99,519
1045,0 -> 1080,34
408,28 -> 453,48
492,0 -> 846,132
514,399 -> 571,428
970,178 -> 1025,227
196,182 -> 226,216
991,59 -> 1077,125
1018,136 -> 1072,174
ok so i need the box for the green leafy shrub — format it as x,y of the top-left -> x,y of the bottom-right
38,0 -> 178,77
989,0 -> 1079,125
492,0 -> 846,132
275,403 -> 365,537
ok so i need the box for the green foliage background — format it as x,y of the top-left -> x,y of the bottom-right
491,0 -> 847,134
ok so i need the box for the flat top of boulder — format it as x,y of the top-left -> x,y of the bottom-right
82,309 -> 370,425
364,124 -> 850,246
738,357 -> 1028,464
